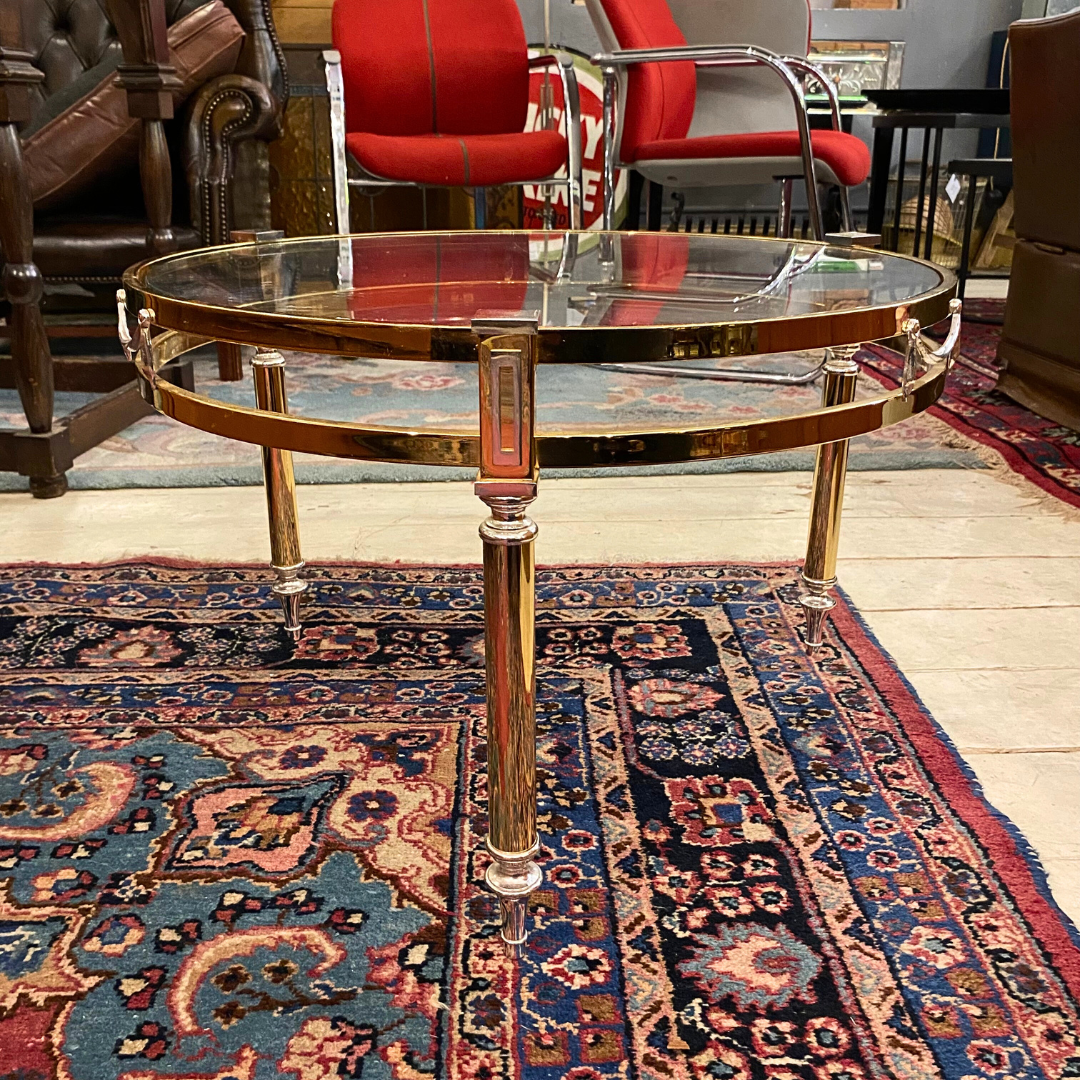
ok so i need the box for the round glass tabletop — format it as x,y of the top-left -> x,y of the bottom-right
126,231 -> 954,363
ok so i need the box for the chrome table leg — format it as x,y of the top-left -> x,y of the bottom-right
799,346 -> 859,649
473,317 -> 541,955
251,348 -> 307,639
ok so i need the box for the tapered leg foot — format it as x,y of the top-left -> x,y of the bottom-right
800,348 -> 859,652
29,473 -> 68,499
485,839 -> 543,956
252,349 -> 307,641
272,563 -> 308,641
798,581 -> 836,649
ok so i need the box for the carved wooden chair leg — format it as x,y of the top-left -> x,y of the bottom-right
0,40 -> 64,497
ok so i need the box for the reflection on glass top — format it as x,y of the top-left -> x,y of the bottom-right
137,231 -> 945,330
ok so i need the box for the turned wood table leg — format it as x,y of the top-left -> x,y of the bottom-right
0,38 -> 65,497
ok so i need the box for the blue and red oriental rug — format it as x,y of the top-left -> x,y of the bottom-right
0,561 -> 1078,1080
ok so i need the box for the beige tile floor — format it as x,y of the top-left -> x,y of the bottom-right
2,465 -> 1078,926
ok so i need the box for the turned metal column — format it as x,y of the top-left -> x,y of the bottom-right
799,346 -> 859,649
473,316 -> 541,954
251,348 -> 307,639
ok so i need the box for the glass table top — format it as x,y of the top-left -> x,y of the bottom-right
131,230 -> 949,340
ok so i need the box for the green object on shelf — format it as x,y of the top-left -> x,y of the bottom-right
805,94 -> 868,109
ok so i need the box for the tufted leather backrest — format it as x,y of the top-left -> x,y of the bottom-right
19,0 -> 209,119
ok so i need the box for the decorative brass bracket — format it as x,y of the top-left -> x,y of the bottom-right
473,312 -> 540,492
902,298 -> 963,399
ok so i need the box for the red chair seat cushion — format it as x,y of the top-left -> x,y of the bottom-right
345,130 -> 567,187
633,129 -> 872,187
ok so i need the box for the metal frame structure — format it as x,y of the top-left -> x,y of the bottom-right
592,44 -> 855,240
321,50 -> 584,233
119,233 -> 960,953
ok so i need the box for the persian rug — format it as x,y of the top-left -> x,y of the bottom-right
1,561 -> 1078,1080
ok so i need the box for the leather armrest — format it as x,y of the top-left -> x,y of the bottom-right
182,72 -> 277,244
224,0 -> 289,133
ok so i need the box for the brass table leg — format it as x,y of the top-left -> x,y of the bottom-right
251,348 -> 307,639
478,488 -> 541,952
799,347 -> 859,649
473,317 -> 541,955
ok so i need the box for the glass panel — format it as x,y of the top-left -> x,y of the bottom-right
140,231 -> 943,332
181,344 -> 898,434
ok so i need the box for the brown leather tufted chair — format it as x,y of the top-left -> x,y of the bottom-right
0,0 -> 287,497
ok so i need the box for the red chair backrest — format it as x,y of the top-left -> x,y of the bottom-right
598,0 -> 697,160
332,0 -> 530,136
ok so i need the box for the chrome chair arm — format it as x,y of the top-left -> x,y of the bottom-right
321,50 -> 350,238
591,44 -> 822,238
781,54 -> 852,231
528,53 -> 584,229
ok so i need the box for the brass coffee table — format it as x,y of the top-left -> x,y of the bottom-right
118,230 -> 960,952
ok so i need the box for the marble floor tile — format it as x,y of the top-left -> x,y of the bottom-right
861,607 -> 1080,671
840,556 -> 1080,610
1042,860 -> 1080,928
964,751 -> 1080,863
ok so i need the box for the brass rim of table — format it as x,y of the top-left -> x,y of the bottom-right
141,327 -> 949,469
124,232 -> 957,364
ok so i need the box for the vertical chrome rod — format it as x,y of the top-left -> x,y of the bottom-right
601,66 -> 617,230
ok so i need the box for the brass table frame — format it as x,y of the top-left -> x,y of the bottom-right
118,233 -> 962,953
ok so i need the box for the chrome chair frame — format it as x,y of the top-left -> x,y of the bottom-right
322,50 -> 584,233
592,44 -> 854,240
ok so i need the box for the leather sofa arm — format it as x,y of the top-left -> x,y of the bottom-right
183,72 -> 278,244
224,0 -> 289,135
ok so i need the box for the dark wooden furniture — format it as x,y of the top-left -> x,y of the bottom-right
0,0 -> 286,497
865,89 -> 1011,260
997,8 -> 1080,431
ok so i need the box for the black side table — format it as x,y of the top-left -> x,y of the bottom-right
947,157 -> 1013,299
865,89 -> 1010,261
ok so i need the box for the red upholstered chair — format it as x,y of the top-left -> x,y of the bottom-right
586,0 -> 871,237
323,0 -> 582,229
